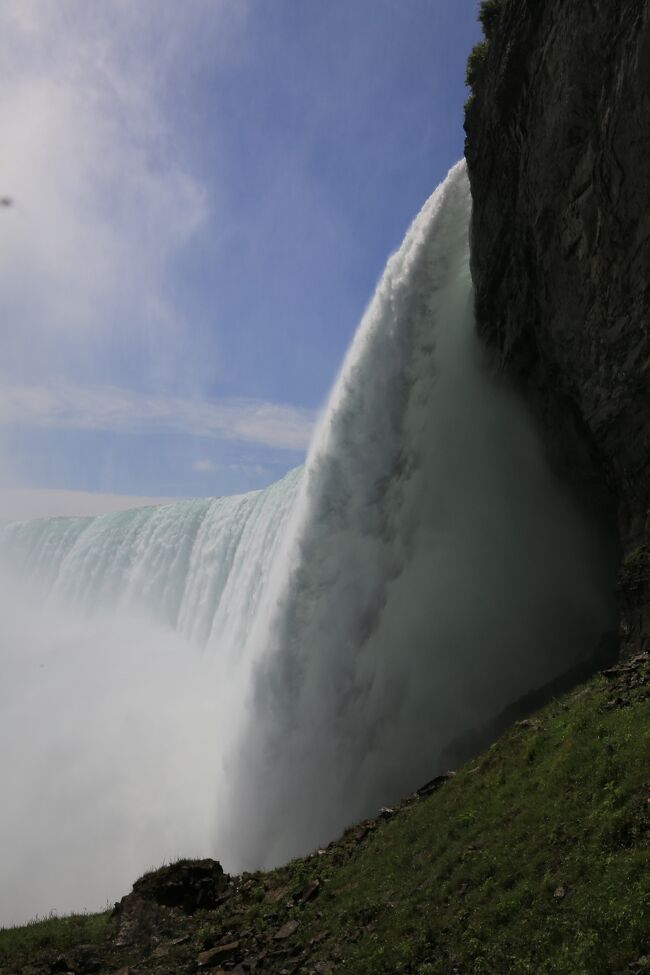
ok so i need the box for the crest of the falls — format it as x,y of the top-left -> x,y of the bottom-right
1,466 -> 302,651
0,162 -> 615,922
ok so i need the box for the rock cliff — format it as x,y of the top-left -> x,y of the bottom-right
464,0 -> 650,653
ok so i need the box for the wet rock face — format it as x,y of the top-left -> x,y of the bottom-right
465,0 -> 650,650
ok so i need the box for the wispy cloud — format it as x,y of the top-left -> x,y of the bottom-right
192,459 -> 217,473
0,1 -> 244,388
0,487 -> 176,522
0,381 -> 316,451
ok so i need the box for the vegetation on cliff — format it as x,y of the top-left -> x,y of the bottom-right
465,0 -> 504,96
2,654 -> 648,975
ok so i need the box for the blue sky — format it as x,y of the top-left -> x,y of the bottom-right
0,0 -> 481,516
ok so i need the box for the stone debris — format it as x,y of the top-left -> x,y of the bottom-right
602,652 -> 649,679
265,883 -> 292,904
378,806 -> 397,819
602,652 -> 649,709
516,718 -> 540,730
50,956 -> 75,974
416,771 -> 456,798
352,824 -> 372,843
300,879 -> 321,903
274,919 -> 299,940
196,940 -> 240,967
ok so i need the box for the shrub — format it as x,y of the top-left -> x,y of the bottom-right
479,0 -> 505,37
466,40 -> 489,88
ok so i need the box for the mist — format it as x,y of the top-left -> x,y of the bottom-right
0,164 -> 616,924
0,475 -> 301,925
0,567 -> 227,927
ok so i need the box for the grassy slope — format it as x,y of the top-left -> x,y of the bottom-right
1,655 -> 648,975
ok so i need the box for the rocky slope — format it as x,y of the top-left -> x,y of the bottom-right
1,653 -> 648,974
464,0 -> 650,654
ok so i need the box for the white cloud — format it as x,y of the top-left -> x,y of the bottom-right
0,1 -> 245,388
0,380 -> 316,451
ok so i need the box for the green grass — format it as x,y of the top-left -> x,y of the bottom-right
298,670 -> 649,974
1,660 -> 648,975
0,911 -> 114,969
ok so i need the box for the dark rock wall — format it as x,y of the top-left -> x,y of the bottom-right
464,0 -> 650,652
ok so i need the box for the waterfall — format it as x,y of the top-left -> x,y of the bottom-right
218,161 -> 615,866
2,466 -> 301,650
0,162 -> 615,922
